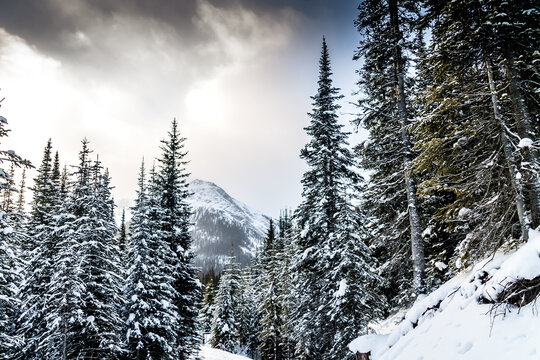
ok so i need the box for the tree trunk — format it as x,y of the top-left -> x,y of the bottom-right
485,58 -> 530,241
503,46 -> 540,229
357,351 -> 371,360
389,0 -> 425,294
62,313 -> 67,360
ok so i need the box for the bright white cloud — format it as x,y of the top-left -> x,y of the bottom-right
0,0 -> 311,216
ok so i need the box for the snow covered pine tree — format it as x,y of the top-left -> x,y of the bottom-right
258,220 -> 285,360
0,94 -> 32,359
124,160 -> 180,360
18,139 -> 62,359
292,38 -> 381,359
355,0 -> 426,305
211,255 -> 242,353
413,0 -> 540,272
41,140 -> 124,359
156,119 -> 201,359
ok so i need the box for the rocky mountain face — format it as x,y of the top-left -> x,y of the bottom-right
188,179 -> 270,274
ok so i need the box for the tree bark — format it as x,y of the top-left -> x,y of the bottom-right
357,351 -> 371,360
503,46 -> 540,229
62,313 -> 67,360
389,0 -> 425,294
485,58 -> 530,241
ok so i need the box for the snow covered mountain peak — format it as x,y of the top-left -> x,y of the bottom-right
189,179 -> 234,207
189,179 -> 268,234
188,179 -> 271,274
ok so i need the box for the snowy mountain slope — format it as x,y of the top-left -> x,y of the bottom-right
188,179 -> 271,273
350,230 -> 540,360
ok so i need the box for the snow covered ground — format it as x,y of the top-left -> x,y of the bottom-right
350,229 -> 540,359
200,345 -> 252,360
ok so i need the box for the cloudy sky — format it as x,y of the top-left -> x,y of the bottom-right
0,0 -> 364,217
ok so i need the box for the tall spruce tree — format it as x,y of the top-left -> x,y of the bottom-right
2,163 -> 16,213
80,157 -> 124,358
42,140 -> 124,359
238,266 -> 260,359
156,119 -> 200,358
119,208 -> 127,253
484,0 -> 540,228
292,38 -> 378,359
199,275 -> 218,336
211,255 -> 241,353
15,168 -> 27,215
0,200 -> 20,360
0,95 -> 31,359
354,0 -> 426,304
412,0 -> 539,272
277,210 -> 296,360
18,140 -> 63,359
326,195 -> 385,359
28,140 -> 55,227
258,220 -> 285,360
124,160 -> 180,360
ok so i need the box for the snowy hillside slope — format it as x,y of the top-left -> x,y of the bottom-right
200,345 -> 252,360
350,230 -> 540,360
188,179 -> 271,273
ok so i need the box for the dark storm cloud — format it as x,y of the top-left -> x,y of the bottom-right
1,1 -> 194,54
0,0 -> 349,58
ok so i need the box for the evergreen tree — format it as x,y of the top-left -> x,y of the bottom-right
119,208 -> 127,253
18,140 -> 62,359
211,255 -> 241,353
42,196 -> 86,359
80,156 -> 124,358
2,163 -> 16,213
412,0 -> 539,273
292,39 -> 378,359
124,160 -> 180,360
238,265 -> 260,359
42,140 -> 124,359
0,95 -> 31,359
354,0 -> 426,305
276,210 -> 296,360
0,188 -> 22,360
29,140 -> 55,226
59,164 -> 69,200
484,0 -> 540,228
156,119 -> 200,358
258,220 -> 285,360
16,168 -> 27,215
199,276 -> 218,336
326,197 -> 385,359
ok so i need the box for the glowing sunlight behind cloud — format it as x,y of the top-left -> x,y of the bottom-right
0,0 -> 360,216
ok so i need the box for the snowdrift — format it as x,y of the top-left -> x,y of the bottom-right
350,230 -> 540,360
200,345 -> 253,360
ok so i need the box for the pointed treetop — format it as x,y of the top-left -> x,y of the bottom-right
119,208 -> 127,250
52,151 -> 60,181
265,219 -> 276,251
60,164 -> 69,197
78,138 -> 92,171
38,139 -> 53,176
16,168 -> 27,212
134,158 -> 147,208
319,36 -> 331,71
137,158 -> 146,191
45,138 -> 52,152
